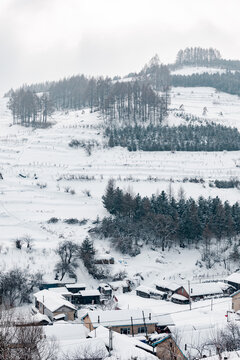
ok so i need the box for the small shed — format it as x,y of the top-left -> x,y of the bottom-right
136,285 -> 167,300
98,283 -> 112,297
78,290 -> 101,305
108,280 -> 130,293
171,293 -> 189,305
155,281 -> 188,298
66,283 -> 86,293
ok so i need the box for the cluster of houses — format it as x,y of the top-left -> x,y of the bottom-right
136,279 -> 235,304
27,271 -> 240,359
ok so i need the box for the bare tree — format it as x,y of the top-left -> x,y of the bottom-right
55,240 -> 80,280
0,309 -> 58,360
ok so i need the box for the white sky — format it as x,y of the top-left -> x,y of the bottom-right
0,0 -> 240,92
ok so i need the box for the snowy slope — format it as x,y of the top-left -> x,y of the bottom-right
171,66 -> 227,76
0,88 -> 240,283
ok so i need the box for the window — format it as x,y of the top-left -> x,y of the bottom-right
138,327 -> 146,333
120,328 -> 130,335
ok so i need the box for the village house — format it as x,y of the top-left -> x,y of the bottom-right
33,289 -> 77,321
171,293 -> 189,305
87,325 -> 157,360
76,289 -> 101,305
231,289 -> 240,312
150,333 -> 187,360
108,280 -> 131,293
225,272 -> 240,290
66,283 -> 86,293
39,280 -> 75,290
98,283 -> 112,298
94,254 -> 114,265
136,285 -> 167,300
82,308 -> 158,335
188,282 -> 231,301
155,281 -> 188,299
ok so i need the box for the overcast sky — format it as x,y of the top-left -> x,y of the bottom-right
0,0 -> 240,93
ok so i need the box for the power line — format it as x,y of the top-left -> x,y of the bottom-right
50,298 -> 231,326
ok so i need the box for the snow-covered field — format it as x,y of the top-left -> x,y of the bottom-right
0,85 -> 240,283
168,86 -> 240,129
171,66 -> 227,76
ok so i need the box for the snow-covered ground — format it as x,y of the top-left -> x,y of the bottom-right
0,85 -> 240,283
1,84 -> 240,357
171,66 -> 227,76
168,86 -> 240,129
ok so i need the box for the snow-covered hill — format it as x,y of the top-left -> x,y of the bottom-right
0,83 -> 240,284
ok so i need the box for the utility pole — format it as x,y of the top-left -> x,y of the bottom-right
211,298 -> 213,311
109,327 -> 113,354
142,311 -> 148,339
188,281 -> 192,310
131,316 -> 134,337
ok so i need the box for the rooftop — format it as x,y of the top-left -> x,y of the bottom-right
226,272 -> 240,285
83,308 -> 158,327
33,289 -> 76,312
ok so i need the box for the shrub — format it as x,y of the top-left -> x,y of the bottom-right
47,217 -> 59,224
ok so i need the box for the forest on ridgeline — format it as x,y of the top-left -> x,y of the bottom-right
6,47 -> 240,153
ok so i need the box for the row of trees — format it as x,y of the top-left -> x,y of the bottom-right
172,71 -> 240,96
7,54 -> 171,126
7,88 -> 54,125
106,123 -> 240,151
92,180 -> 240,255
175,47 -> 221,67
174,47 -> 240,71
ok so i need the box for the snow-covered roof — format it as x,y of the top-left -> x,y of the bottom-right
79,289 -> 100,297
66,283 -> 86,289
45,322 -> 89,341
54,313 -> 66,320
136,285 -> 165,296
155,280 -> 183,292
108,280 -> 129,289
156,313 -> 175,327
171,293 -> 189,301
49,286 -> 72,296
88,325 -> 156,360
149,332 -> 170,342
34,289 -> 76,312
59,337 -> 108,359
226,272 -> 240,285
99,283 -> 112,290
83,309 -> 158,327
190,282 -> 223,297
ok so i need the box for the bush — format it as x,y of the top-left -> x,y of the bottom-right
64,218 -> 79,225
47,217 -> 59,224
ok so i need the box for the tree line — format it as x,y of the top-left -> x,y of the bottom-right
105,123 -> 240,151
173,47 -> 240,71
175,47 -> 222,67
172,71 -> 240,97
7,88 -> 54,126
92,180 -> 240,256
